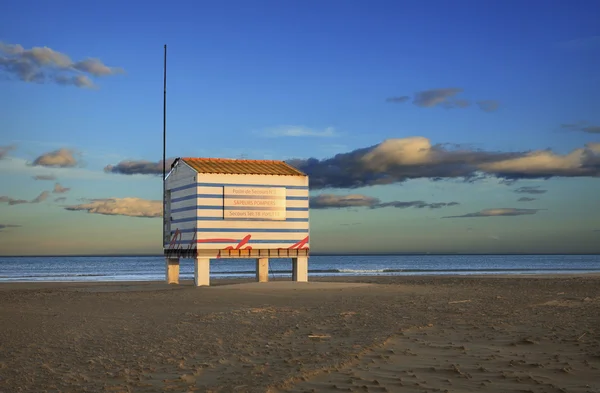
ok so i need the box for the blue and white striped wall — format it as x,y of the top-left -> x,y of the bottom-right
164,164 -> 309,253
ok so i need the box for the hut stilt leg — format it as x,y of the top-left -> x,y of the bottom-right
292,257 -> 308,282
194,257 -> 210,287
256,258 -> 269,282
165,257 -> 180,284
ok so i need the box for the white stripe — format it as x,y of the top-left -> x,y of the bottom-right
170,231 -> 308,241
170,221 -> 309,230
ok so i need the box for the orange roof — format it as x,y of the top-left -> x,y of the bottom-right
181,157 -> 306,176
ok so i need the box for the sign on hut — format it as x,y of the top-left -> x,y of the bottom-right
164,157 -> 309,286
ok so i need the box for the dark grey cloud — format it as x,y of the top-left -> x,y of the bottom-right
0,145 -> 16,159
375,201 -> 460,209
0,42 -> 123,89
443,208 -> 541,218
385,96 -> 410,104
413,88 -> 463,107
0,224 -> 21,232
65,197 -> 161,218
310,193 -> 459,210
32,148 -> 79,167
54,197 -> 67,203
561,122 -> 600,134
477,100 -> 500,113
514,186 -> 547,195
310,194 -> 380,209
104,158 -> 176,175
33,174 -> 56,181
517,197 -> 536,202
0,196 -> 28,205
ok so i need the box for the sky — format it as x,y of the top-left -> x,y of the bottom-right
1,0 -> 599,255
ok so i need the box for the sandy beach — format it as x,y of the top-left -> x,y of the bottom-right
1,275 -> 599,393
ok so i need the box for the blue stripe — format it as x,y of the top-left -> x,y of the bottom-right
172,228 -> 308,234
171,205 -> 309,212
170,183 -> 308,193
171,217 -> 309,223
167,239 -> 307,245
172,193 -> 308,202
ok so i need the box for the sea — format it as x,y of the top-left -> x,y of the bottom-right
0,254 -> 599,282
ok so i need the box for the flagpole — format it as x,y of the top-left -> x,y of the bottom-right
162,44 -> 167,248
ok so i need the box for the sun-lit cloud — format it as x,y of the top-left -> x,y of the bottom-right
477,100 -> 500,112
443,208 -> 541,218
289,138 -> 600,189
310,193 -> 459,210
514,186 -> 547,194
31,191 -> 49,203
33,174 -> 56,181
260,126 -> 337,138
104,158 -> 176,175
0,41 -> 124,88
32,148 -> 79,167
517,197 -> 536,202
561,122 -> 600,134
478,143 -> 600,179
53,183 -> 70,194
0,145 -> 16,159
65,197 -> 162,218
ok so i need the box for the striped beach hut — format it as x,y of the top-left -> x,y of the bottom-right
164,157 -> 309,286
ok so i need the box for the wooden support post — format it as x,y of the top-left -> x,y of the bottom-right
256,258 -> 269,282
292,257 -> 308,282
165,257 -> 180,284
194,257 -> 210,287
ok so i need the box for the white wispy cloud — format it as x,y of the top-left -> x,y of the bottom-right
65,198 -> 161,218
260,126 -> 338,138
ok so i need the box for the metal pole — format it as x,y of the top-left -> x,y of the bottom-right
162,44 -> 167,248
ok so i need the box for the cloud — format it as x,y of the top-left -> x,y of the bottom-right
0,224 -> 21,232
32,148 -> 79,167
65,197 -> 162,218
376,201 -> 459,209
310,194 -> 381,209
558,36 -> 600,51
290,137 -> 522,189
443,208 -> 541,218
31,191 -> 49,203
0,145 -> 16,159
561,122 -> 600,134
261,126 -> 337,138
413,88 -> 463,108
386,96 -> 410,104
54,197 -> 67,203
310,193 -> 459,210
53,182 -> 70,194
477,100 -> 500,112
0,196 -> 28,205
33,174 -> 56,181
517,197 -> 536,202
103,158 -> 176,175
478,143 -> 600,179
0,41 -> 123,88
514,186 -> 547,194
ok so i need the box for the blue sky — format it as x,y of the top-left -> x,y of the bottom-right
1,0 -> 599,255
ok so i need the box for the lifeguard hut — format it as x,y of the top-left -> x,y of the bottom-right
163,157 -> 309,286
